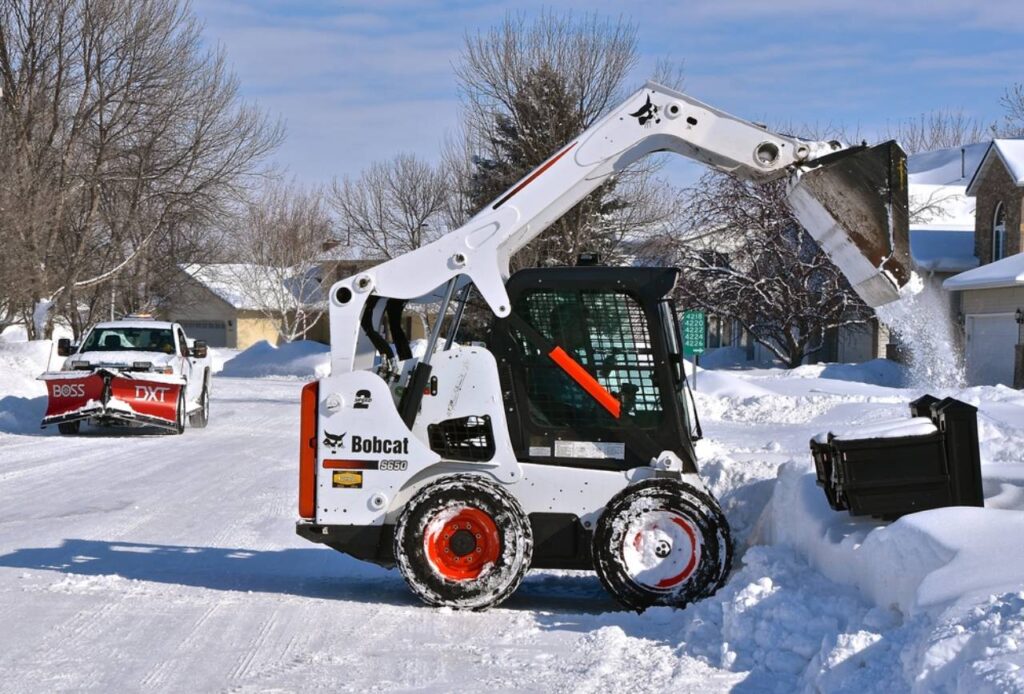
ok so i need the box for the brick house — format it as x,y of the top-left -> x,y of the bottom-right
942,139 -> 1024,387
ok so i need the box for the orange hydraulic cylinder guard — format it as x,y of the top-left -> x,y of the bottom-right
298,380 -> 319,519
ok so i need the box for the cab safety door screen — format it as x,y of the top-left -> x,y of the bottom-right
43,374 -> 105,419
109,377 -> 182,423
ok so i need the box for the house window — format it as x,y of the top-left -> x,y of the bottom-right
993,201 -> 1006,262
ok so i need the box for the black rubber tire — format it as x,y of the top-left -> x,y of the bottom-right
394,474 -> 533,611
57,421 -> 80,435
593,478 -> 732,613
189,379 -> 209,429
168,390 -> 186,435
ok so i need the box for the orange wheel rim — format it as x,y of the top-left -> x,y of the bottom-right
424,507 -> 501,580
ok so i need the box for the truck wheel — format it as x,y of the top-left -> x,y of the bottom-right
189,380 -> 210,429
593,478 -> 732,612
57,421 -> 80,435
394,474 -> 533,611
168,391 -> 186,435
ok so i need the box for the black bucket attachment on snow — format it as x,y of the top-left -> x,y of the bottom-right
787,140 -> 911,308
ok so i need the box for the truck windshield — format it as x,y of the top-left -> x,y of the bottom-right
80,327 -> 176,353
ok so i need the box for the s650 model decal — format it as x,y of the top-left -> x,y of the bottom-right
321,459 -> 407,471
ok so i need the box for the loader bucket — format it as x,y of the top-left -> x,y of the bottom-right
787,140 -> 911,307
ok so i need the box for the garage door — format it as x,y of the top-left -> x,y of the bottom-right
966,314 -> 1018,386
177,320 -> 228,348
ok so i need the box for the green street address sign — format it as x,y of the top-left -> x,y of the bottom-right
682,310 -> 706,357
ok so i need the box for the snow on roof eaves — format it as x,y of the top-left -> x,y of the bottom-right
966,139 -> 1024,195
181,263 -> 322,311
907,141 -> 988,187
942,252 -> 1024,291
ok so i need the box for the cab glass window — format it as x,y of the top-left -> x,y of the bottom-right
513,289 -> 663,429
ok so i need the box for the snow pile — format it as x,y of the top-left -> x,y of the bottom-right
206,347 -> 239,375
0,341 -> 53,434
824,416 -> 937,441
219,340 -> 329,378
876,272 -> 965,389
788,359 -> 908,388
763,462 -> 1024,690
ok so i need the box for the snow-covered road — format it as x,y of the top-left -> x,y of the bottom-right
0,377 -> 747,692
1,359 -> 1023,692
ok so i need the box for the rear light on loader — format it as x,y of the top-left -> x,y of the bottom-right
298,380 -> 320,519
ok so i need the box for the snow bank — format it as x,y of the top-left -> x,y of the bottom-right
206,347 -> 239,375
788,359 -> 909,388
0,341 -> 54,398
0,341 -> 53,434
684,359 -> 773,400
219,340 -> 330,379
825,416 -> 937,442
765,462 -> 1024,616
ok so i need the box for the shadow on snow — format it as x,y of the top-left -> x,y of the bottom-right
0,538 -> 619,614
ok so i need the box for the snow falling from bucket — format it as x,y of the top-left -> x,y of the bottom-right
875,272 -> 965,389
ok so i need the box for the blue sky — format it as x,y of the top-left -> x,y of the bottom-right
195,0 -> 1024,186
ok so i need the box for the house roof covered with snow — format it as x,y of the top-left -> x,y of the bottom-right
181,263 -> 323,311
904,142 -> 986,273
966,139 -> 1024,195
910,230 -> 978,273
942,251 -> 1024,291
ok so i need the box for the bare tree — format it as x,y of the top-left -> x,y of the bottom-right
885,109 -> 991,154
329,153 -> 450,261
453,11 -> 684,269
997,83 -> 1024,137
655,172 -> 872,368
231,181 -> 335,342
0,0 -> 282,339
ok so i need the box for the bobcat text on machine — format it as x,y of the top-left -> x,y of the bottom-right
296,82 -> 911,611
39,317 -> 213,435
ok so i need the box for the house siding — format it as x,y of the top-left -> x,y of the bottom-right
961,286 -> 1024,315
163,274 -> 239,347
236,310 -> 282,350
974,157 -> 1024,262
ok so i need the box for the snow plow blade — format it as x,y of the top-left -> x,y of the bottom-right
40,369 -> 183,430
787,140 -> 911,308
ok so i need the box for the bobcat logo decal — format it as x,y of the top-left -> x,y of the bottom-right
629,94 -> 660,127
323,431 -> 346,453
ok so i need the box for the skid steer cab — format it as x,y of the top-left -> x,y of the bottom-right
297,266 -> 732,611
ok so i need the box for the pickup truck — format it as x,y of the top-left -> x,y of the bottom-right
39,318 -> 213,434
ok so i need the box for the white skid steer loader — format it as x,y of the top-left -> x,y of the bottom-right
296,82 -> 911,611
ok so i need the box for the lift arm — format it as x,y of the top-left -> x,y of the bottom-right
328,81 -> 910,373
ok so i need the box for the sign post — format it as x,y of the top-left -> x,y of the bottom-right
681,310 -> 706,390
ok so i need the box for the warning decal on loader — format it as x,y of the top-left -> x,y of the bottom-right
554,440 -> 625,460
332,470 -> 363,488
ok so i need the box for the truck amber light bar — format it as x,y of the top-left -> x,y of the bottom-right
298,380 -> 319,519
548,346 -> 621,419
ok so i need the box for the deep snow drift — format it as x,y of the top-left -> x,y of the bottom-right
1,336 -> 1023,692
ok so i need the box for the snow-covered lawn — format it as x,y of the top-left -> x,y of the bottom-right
1,342 -> 1022,692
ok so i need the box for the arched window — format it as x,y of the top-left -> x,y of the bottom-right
993,201 -> 1006,262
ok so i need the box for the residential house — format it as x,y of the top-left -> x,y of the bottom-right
943,139 -> 1024,387
164,246 -> 428,351
702,142 -> 986,367
164,263 -> 307,349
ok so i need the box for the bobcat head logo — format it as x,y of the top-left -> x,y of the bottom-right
323,431 -> 346,453
629,94 -> 660,127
